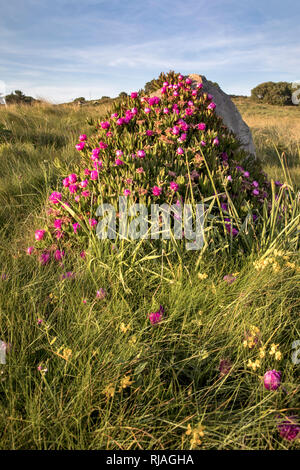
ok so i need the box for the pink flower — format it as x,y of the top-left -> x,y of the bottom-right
136,167 -> 145,174
54,219 -> 62,229
79,134 -> 87,141
99,141 -> 107,149
176,147 -> 184,155
264,370 -> 281,391
163,107 -> 169,114
115,158 -> 124,166
131,92 -> 138,99
75,142 -> 85,151
185,78 -> 192,85
172,126 -> 180,135
170,181 -> 179,191
54,250 -> 64,261
39,252 -> 50,265
111,112 -> 118,119
277,416 -> 300,441
100,121 -> 110,129
49,192 -> 62,204
116,150 -> 123,157
96,288 -> 107,299
35,230 -> 45,241
116,118 -> 124,125
89,218 -> 97,228
80,251 -> 86,258
213,137 -> 219,146
146,130 -> 154,136
225,224 -> 238,237
148,96 -> 160,106
27,246 -> 34,255
84,168 -> 90,176
90,170 -> 98,180
69,184 -> 78,194
223,274 -> 237,284
68,173 -> 77,184
81,190 -> 90,198
200,140 -> 206,146
152,186 -> 162,196
252,189 -> 259,196
72,222 -> 81,233
149,305 -> 164,325
124,189 -> 131,196
144,107 -> 151,114
207,102 -> 216,110
137,150 -> 145,158
80,179 -> 88,188
63,177 -> 70,187
92,148 -> 100,156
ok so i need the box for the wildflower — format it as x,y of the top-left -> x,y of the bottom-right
152,186 -> 162,196
49,192 -> 62,204
219,359 -> 232,377
62,177 -> 70,187
277,416 -> 300,441
90,170 -> 98,180
102,383 -> 115,399
39,252 -> 50,265
96,288 -> 107,299
207,102 -> 216,110
170,181 -> 179,191
253,189 -> 259,196
137,149 -> 146,158
54,250 -> 64,261
247,359 -> 261,371
198,273 -> 208,280
136,167 -> 145,174
75,142 -> 85,151
37,318 -> 43,325
79,134 -> 87,141
144,107 -> 151,114
89,218 -> 97,228
119,374 -> 134,390
263,369 -> 281,390
116,150 -> 123,157
115,158 -> 124,166
72,222 -> 81,233
124,189 -> 131,196
35,229 -> 45,241
80,179 -> 88,188
223,273 -> 237,284
80,251 -> 86,258
100,121 -> 110,129
120,322 -> 131,333
200,140 -> 206,146
213,137 -> 219,146
259,347 -> 266,358
149,305 -> 164,325
130,92 -> 138,99
185,423 -> 205,449
27,246 -> 34,255
177,147 -> 184,155
163,107 -> 169,114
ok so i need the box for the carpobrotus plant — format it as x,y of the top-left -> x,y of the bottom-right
27,71 -> 297,264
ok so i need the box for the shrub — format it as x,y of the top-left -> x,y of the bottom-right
0,123 -> 12,143
5,90 -> 35,105
27,72 -> 296,266
251,82 -> 293,106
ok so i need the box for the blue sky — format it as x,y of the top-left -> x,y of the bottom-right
0,0 -> 299,103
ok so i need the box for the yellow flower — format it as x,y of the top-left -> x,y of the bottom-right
119,375 -> 133,390
185,423 -> 205,449
247,359 -> 260,371
120,322 -> 131,333
275,351 -> 282,361
61,348 -> 72,361
259,348 -> 266,358
269,343 -> 279,355
198,273 -> 208,280
102,383 -> 115,399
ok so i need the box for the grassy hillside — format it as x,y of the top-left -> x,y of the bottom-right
0,98 -> 299,450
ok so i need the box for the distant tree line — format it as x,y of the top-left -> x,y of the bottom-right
5,90 -> 36,105
250,81 -> 293,106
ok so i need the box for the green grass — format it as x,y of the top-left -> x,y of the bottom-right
0,101 -> 299,450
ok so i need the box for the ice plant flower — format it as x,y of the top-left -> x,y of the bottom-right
49,192 -> 62,204
39,252 -> 50,265
177,147 -> 184,155
54,250 -> 64,261
79,134 -> 87,141
277,416 -> 300,441
35,230 -> 45,241
149,305 -> 164,325
72,222 -> 81,233
68,173 -> 77,184
263,369 -> 281,391
75,142 -> 85,151
137,149 -> 146,158
27,246 -> 34,255
124,189 -> 131,196
152,186 -> 162,196
90,170 -> 98,180
130,92 -> 138,99
170,181 -> 179,191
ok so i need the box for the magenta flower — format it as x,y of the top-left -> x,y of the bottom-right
100,121 -> 110,129
75,142 -> 85,151
35,229 -> 45,241
116,117 -> 124,125
149,305 -> 164,325
252,189 -> 259,196
137,150 -> 145,158
63,177 -> 70,187
90,170 -> 98,180
92,148 -> 100,156
80,179 -> 88,188
49,191 -> 62,204
243,171 -> 250,178
69,184 -> 78,194
148,96 -> 160,106
225,224 -> 238,237
96,288 -> 107,299
152,186 -> 162,196
80,250 -> 86,258
136,167 -> 145,174
185,78 -> 192,85
72,222 -> 81,233
89,218 -> 97,228
124,189 -> 131,196
177,147 -> 184,155
146,130 -> 154,136
81,190 -> 90,198
27,246 -> 34,255
54,250 -> 64,261
79,134 -> 87,142
170,181 -> 179,191
277,416 -> 300,441
163,107 -> 169,114
68,173 -> 77,184
200,140 -> 206,146
213,137 -> 219,146
99,141 -> 107,150
116,150 -> 123,157
172,126 -> 180,135
130,92 -> 138,99
207,102 -> 216,110
144,107 -> 151,114
39,252 -> 50,265
223,274 -> 237,284
264,370 -> 281,391
252,181 -> 259,188
115,158 -> 124,166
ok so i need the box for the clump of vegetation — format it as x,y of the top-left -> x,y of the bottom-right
0,123 -> 12,143
5,90 -> 36,105
251,81 -> 293,106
